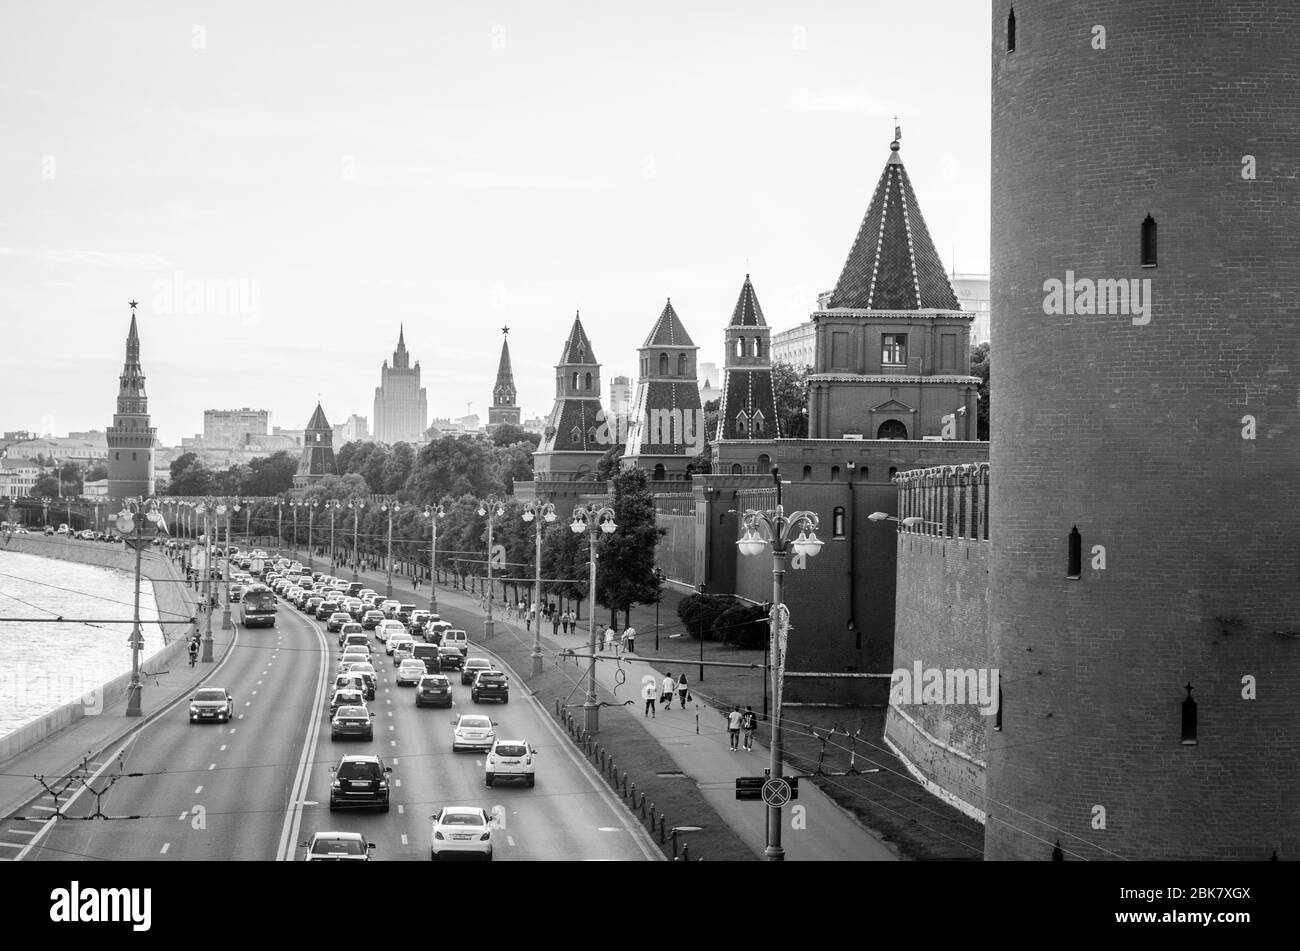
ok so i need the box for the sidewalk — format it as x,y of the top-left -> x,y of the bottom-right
325,560 -> 899,861
0,565 -> 235,822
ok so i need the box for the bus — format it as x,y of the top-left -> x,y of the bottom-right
238,584 -> 278,628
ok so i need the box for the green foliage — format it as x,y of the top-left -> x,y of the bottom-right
595,444 -> 624,482
406,435 -> 506,503
29,474 -> 60,498
970,343 -> 990,440
676,592 -> 738,642
85,462 -> 108,483
241,452 -> 298,496
714,603 -> 768,649
493,441 -> 534,495
490,424 -> 540,449
595,468 -> 664,623
541,518 -> 587,606
771,361 -> 809,438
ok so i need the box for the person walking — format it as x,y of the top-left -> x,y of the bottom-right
642,679 -> 658,718
727,706 -> 743,751
623,624 -> 636,654
661,673 -> 675,709
677,673 -> 690,709
551,610 -> 560,637
741,705 -> 758,751
526,604 -> 535,633
604,624 -> 616,653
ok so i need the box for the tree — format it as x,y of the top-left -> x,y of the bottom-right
85,462 -> 108,483
492,441 -> 534,495
595,444 -> 623,482
541,518 -> 588,616
714,603 -> 768,648
970,342 -> 990,440
489,423 -> 540,450
405,436 -> 504,503
676,592 -> 739,643
242,451 -> 298,496
167,452 -> 215,496
381,442 -> 416,496
30,474 -> 60,498
596,468 -> 664,626
772,361 -> 810,438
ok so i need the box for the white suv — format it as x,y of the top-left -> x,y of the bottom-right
485,739 -> 537,788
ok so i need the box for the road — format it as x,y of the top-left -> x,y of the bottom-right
11,595 -> 658,861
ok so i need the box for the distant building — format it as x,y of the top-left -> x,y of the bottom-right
771,321 -> 816,368
531,312 -> 608,483
487,330 -> 521,432
521,415 -> 547,435
81,478 -> 109,498
106,306 -> 156,498
333,414 -> 370,445
949,273 -> 990,345
293,403 -> 336,489
455,414 -> 481,432
5,435 -> 109,465
203,408 -> 270,447
697,362 -> 721,405
0,457 -> 41,497
2,431 -> 36,443
373,325 -> 428,445
608,375 -> 632,417
272,427 -> 305,447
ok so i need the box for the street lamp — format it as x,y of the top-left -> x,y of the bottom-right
349,499 -> 366,581
570,503 -> 617,733
521,499 -> 557,675
653,566 -> 664,651
696,581 -> 707,682
219,502 -> 233,631
305,499 -> 318,571
290,500 -> 300,560
867,512 -> 943,532
737,465 -> 823,862
194,500 -> 216,660
381,500 -> 401,600
477,499 -> 505,638
422,504 -> 445,614
276,498 -> 284,550
115,498 -> 163,717
326,500 -> 342,571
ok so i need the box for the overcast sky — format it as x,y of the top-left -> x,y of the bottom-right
0,0 -> 991,444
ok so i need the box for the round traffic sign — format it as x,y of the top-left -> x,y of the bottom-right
761,778 -> 792,807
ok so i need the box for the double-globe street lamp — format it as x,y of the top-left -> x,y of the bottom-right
220,501 -> 238,631
477,499 -> 505,638
381,500 -> 401,600
570,503 -> 617,733
422,503 -> 445,615
521,499 -> 557,675
348,499 -> 366,581
193,499 -> 218,662
115,498 -> 164,717
325,499 -> 342,572
736,466 -> 824,862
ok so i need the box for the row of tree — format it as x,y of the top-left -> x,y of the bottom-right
24,459 -> 108,498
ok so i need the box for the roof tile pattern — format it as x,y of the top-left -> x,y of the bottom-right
729,274 -> 767,327
643,299 -> 696,347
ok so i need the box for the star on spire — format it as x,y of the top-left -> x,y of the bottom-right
501,326 -> 509,335
129,300 -> 138,310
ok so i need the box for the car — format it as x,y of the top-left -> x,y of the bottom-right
346,582 -> 365,597
429,806 -> 492,861
450,714 -> 496,752
363,610 -> 386,632
358,589 -> 377,601
425,620 -> 452,644
415,674 -> 453,708
409,643 -> 443,673
379,620 -> 407,646
461,657 -> 493,686
396,660 -> 427,686
229,584 -> 245,603
387,630 -> 413,655
326,612 -> 352,634
337,621 -> 365,644
189,687 -> 234,723
437,645 -> 465,670
302,831 -> 375,861
351,668 -> 377,700
379,599 -> 401,618
485,739 -> 537,787
396,604 -> 417,625
328,754 -> 392,812
344,599 -> 365,621
44,526 -> 54,536
340,632 -> 371,655
409,610 -> 432,633
471,670 -> 509,704
331,704 -> 375,741
333,673 -> 367,696
340,647 -> 370,670
304,596 -> 324,615
441,629 -> 469,655
317,600 -> 342,621
330,688 -> 365,717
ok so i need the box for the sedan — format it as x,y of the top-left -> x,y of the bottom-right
430,806 -> 492,861
302,831 -> 375,862
461,657 -> 493,686
330,705 -> 375,741
437,646 -> 465,671
189,687 -> 234,723
396,660 -> 427,686
362,610 -> 386,632
326,612 -> 352,633
378,621 -> 407,645
330,688 -> 365,717
304,597 -> 324,615
415,675 -> 453,708
450,714 -> 496,752
485,739 -> 537,788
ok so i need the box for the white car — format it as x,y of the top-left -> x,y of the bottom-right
302,831 -> 374,862
451,714 -> 496,752
340,645 -> 370,666
485,739 -> 537,788
380,599 -> 402,618
441,629 -> 469,655
396,659 -> 426,686
381,622 -> 409,650
429,806 -> 493,861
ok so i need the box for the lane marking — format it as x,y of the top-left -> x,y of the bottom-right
400,833 -> 408,845
220,744 -> 227,751
194,786 -> 203,794
397,803 -> 404,812
390,741 -> 396,747
10,830 -> 38,837
160,843 -> 170,854
33,806 -> 55,813
177,812 -> 187,821
208,763 -> 216,770
276,612 -> 331,861
238,714 -> 245,719
507,835 -> 516,847
0,843 -> 23,850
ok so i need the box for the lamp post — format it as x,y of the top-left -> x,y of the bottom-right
115,498 -> 163,717
867,512 -> 944,532
736,466 -> 824,862
306,499 -> 317,571
697,581 -> 707,682
477,499 -> 505,638
382,501 -> 400,599
276,499 -> 284,551
290,501 -> 300,560
219,502 -> 233,631
244,502 -> 252,547
653,566 -> 664,651
349,499 -> 365,580
570,503 -> 617,733
423,503 -> 444,614
326,500 -> 341,572
195,499 -> 216,662
521,499 -> 557,675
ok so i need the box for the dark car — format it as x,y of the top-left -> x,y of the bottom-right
328,754 -> 391,812
411,643 -> 444,673
396,604 -> 417,626
346,582 -> 365,598
415,674 -> 453,708
304,596 -> 324,615
361,610 -> 385,630
317,599 -> 342,621
436,645 -> 464,671
330,705 -> 375,741
471,670 -> 509,704
461,657 -> 493,686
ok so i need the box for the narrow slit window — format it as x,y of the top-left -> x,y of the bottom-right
1141,214 -> 1157,267
1007,8 -> 1016,52
1181,684 -> 1197,745
994,686 -> 1003,731
801,465 -> 812,482
832,506 -> 845,537
659,353 -> 669,375
1067,526 -> 1082,578
678,353 -> 687,375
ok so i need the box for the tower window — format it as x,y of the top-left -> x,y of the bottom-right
571,427 -> 581,445
1007,8 -> 1015,52
858,465 -> 869,481
132,452 -> 137,461
1181,684 -> 1197,745
573,372 -> 579,390
832,506 -> 845,537
1067,526 -> 1082,578
584,373 -> 592,391
735,337 -> 745,358
882,334 -> 907,366
115,452 -> 119,460
678,353 -> 687,376
659,353 -> 669,375
751,410 -> 764,435
831,465 -> 840,481
888,467 -> 898,480
735,411 -> 748,434
1141,214 -> 1157,267
653,464 -> 665,481
757,453 -> 771,470
802,465 -> 812,482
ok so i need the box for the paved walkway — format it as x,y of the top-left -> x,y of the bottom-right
0,567 -> 234,822
322,561 -> 898,861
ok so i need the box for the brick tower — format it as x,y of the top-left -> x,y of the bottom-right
106,303 -> 156,499
623,299 -> 704,481
988,1 -> 1300,860
712,276 -> 780,475
532,313 -> 608,481
487,328 -> 521,433
293,403 -> 336,488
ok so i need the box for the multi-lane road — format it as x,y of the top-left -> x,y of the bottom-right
11,596 -> 659,861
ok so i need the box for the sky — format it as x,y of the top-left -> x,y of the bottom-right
0,0 -> 991,445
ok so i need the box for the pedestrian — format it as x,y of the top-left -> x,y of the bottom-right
551,611 -> 560,636
526,604 -> 535,632
741,705 -> 757,751
623,624 -> 636,654
642,679 -> 657,718
727,706 -> 743,750
560,610 -> 568,634
604,624 -> 616,653
661,673 -> 675,709
677,673 -> 690,709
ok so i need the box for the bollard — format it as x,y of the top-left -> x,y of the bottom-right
648,801 -> 655,825
639,793 -> 646,818
608,758 -> 616,780
600,749 -> 606,771
622,773 -> 628,797
671,828 -> 679,858
681,843 -> 689,862
659,814 -> 666,843
555,699 -> 560,718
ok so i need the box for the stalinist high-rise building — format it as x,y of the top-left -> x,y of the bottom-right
373,325 -> 428,445
106,303 -> 156,498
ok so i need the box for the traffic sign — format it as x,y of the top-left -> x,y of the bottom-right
762,779 -> 792,807
735,775 -> 798,803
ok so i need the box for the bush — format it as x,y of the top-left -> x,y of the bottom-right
676,593 -> 738,641
714,604 -> 768,649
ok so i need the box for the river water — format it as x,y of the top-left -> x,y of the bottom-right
0,550 -> 165,740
